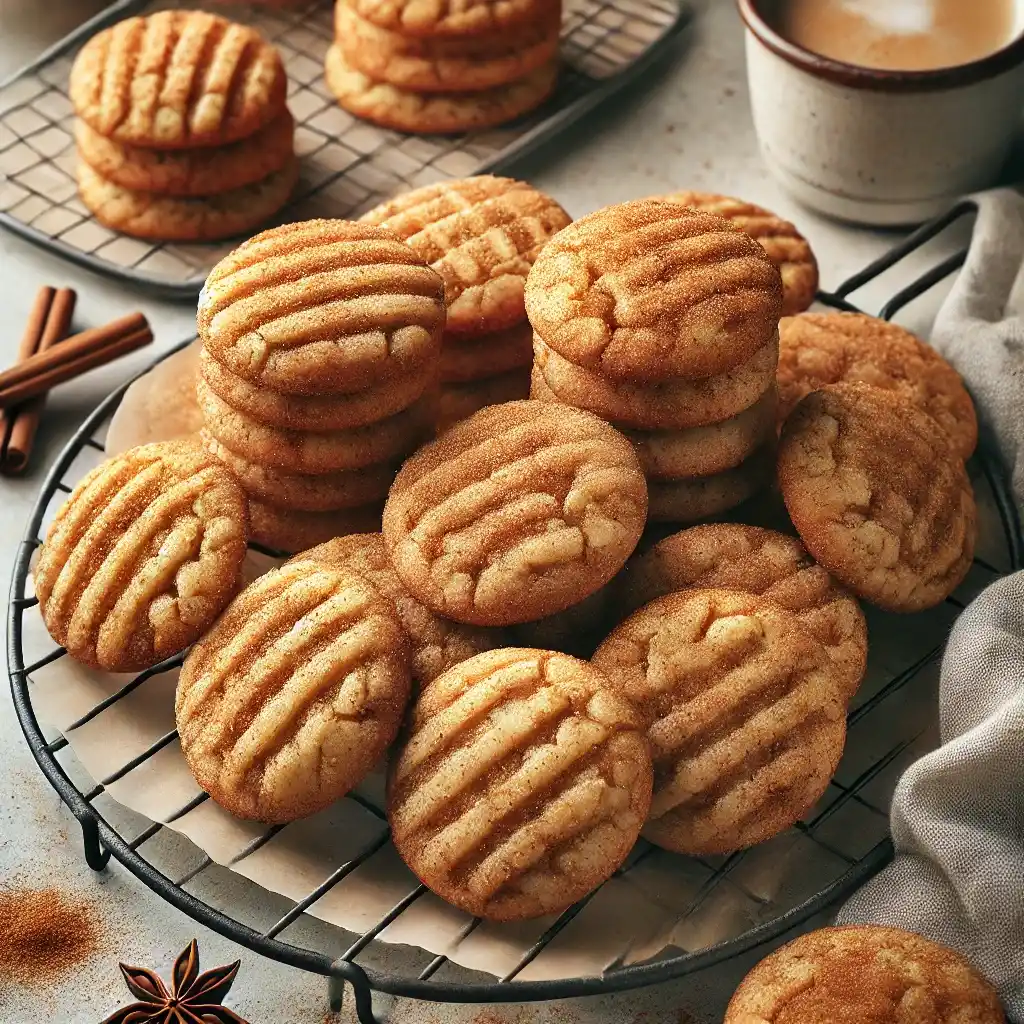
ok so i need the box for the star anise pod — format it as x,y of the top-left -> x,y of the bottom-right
101,939 -> 249,1023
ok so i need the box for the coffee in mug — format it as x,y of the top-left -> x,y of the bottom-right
778,0 -> 1018,71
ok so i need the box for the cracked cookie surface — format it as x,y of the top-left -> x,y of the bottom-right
197,219 -> 446,394
525,200 -> 783,382
592,588 -> 846,854
345,0 -> 560,38
35,438 -> 249,672
383,399 -> 647,625
387,647 -> 652,920
778,312 -> 978,459
621,524 -> 867,699
176,560 -> 411,822
724,925 -> 1005,1024
778,383 -> 976,612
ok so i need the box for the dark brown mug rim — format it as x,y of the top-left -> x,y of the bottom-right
737,0 -> 1024,91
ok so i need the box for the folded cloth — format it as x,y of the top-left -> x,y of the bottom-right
838,188 -> 1024,1021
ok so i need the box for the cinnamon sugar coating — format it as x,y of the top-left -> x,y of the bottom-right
347,0 -> 560,38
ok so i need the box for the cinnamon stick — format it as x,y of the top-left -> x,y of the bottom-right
0,313 -> 152,409
3,288 -> 77,473
0,287 -> 55,458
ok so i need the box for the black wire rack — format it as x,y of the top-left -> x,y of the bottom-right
0,0 -> 688,300
8,198 -> 1021,1020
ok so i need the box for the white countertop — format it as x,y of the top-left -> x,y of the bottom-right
0,1 -> 979,1021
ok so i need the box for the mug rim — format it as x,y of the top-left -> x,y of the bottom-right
736,0 -> 1024,91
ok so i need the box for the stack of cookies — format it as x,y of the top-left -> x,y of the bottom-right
360,176 -> 571,429
196,218 -> 446,553
325,0 -> 562,134
527,199 -> 784,523
69,11 -> 297,242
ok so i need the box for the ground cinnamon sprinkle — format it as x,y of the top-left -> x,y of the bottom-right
0,886 -> 100,986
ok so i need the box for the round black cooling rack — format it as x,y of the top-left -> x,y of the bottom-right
9,199 -> 1021,1019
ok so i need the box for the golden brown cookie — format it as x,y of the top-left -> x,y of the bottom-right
325,45 -> 557,135
199,347 -> 433,432
248,500 -> 383,553
387,647 -> 652,920
70,11 -> 287,149
198,379 -> 434,474
202,432 -> 396,511
593,588 -> 846,854
437,366 -> 531,431
725,925 -> 1005,1024
621,524 -> 867,699
779,383 -> 976,613
361,177 -> 571,336
647,448 -> 774,523
660,192 -> 818,316
441,321 -> 533,383
77,159 -> 298,242
34,438 -> 249,672
336,3 -> 561,93
525,200 -> 783,383
75,112 -> 295,197
294,533 -> 501,684
778,312 -> 978,459
383,400 -> 648,625
347,0 -> 560,38
197,219 -> 446,395
176,560 -> 411,822
533,334 -> 779,431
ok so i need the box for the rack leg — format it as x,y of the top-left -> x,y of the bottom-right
79,816 -> 110,871
328,961 -> 377,1024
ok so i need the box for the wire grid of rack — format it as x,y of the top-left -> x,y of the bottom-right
8,199 -> 1021,1020
0,0 -> 687,299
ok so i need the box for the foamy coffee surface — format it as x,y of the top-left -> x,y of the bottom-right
780,0 -> 1017,71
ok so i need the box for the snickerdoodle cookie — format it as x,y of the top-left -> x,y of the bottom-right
361,176 -> 571,336
660,192 -> 818,316
295,533 -> 500,684
778,312 -> 978,459
383,400 -> 647,625
75,112 -> 294,196
532,335 -> 779,431
77,158 -> 298,242
248,499 -> 383,552
387,647 -> 652,920
647,448 -> 775,523
725,925 -> 1004,1024
176,560 -> 411,822
592,588 -> 847,854
437,366 -> 532,430
325,45 -> 557,134
69,11 -> 287,149
34,438 -> 248,672
778,383 -> 976,612
440,322 -> 533,383
347,0 -> 559,38
525,200 -> 783,382
622,524 -> 867,699
197,219 -> 446,395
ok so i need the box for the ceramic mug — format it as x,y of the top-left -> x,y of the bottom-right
737,0 -> 1024,225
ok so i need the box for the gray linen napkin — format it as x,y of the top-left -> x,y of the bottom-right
837,188 -> 1024,1020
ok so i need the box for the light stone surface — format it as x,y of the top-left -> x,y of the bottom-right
0,0 -> 987,1021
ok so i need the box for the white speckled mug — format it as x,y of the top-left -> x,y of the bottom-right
737,0 -> 1024,225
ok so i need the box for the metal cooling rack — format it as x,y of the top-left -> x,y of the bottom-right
9,199 -> 1020,1020
0,0 -> 687,299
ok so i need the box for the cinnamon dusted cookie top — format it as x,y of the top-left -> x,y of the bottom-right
35,438 -> 249,672
387,648 -> 652,920
621,524 -> 867,699
360,176 -> 571,336
778,383 -> 976,613
778,312 -> 978,459
592,588 -> 847,855
525,200 -> 783,383
176,560 -> 411,822
69,11 -> 287,149
346,0 -> 560,38
383,400 -> 648,626
197,219 -> 446,395
660,191 -> 819,316
294,533 -> 502,685
725,925 -> 1005,1024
